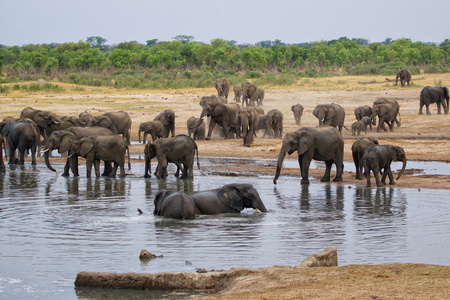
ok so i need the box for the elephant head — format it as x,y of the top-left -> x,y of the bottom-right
34,111 -> 61,131
236,109 -> 251,139
138,122 -> 152,143
42,130 -> 78,172
313,105 -> 335,126
70,137 -> 94,158
79,111 -> 92,124
273,130 -> 315,184
217,184 -> 268,212
389,146 -> 407,180
88,115 -> 113,131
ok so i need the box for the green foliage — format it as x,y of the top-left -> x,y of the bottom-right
0,85 -> 10,93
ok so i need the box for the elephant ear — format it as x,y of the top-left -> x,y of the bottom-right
60,132 -> 76,153
79,137 -> 94,157
388,146 -> 402,161
0,122 -> 9,136
33,113 -> 48,127
297,131 -> 315,155
98,116 -> 112,128
217,185 -> 244,212
443,87 -> 449,99
153,190 -> 173,215
326,106 -> 336,119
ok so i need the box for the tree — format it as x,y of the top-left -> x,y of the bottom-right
210,38 -> 228,49
226,40 -> 237,46
382,38 -> 394,45
146,39 -> 158,47
439,39 -> 450,47
172,35 -> 195,44
256,40 -> 272,48
86,36 -> 108,51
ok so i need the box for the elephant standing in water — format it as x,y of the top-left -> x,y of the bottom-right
273,126 -> 344,185
190,183 -> 268,215
291,103 -> 304,125
88,111 -> 132,144
154,109 -> 176,138
0,121 -> 39,165
236,107 -> 259,147
313,103 -> 346,133
419,86 -> 449,115
363,144 -> 407,187
352,137 -> 379,180
395,68 -> 411,86
153,190 -> 196,220
215,78 -> 230,99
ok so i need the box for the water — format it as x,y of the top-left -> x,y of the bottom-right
0,160 -> 449,299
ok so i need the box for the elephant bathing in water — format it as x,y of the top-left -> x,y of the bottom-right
153,190 -> 196,220
0,121 -> 39,165
419,86 -> 449,115
273,126 -> 344,185
363,144 -> 407,187
351,137 -> 379,180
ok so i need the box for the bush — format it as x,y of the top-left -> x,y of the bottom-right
0,85 -> 10,93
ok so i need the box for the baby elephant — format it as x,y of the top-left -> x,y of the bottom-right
363,144 -> 407,187
351,120 -> 366,136
153,190 -> 196,220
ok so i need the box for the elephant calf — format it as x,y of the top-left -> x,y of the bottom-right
351,137 -> 379,180
351,120 -> 366,136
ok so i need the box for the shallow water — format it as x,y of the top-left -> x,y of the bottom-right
0,160 -> 449,299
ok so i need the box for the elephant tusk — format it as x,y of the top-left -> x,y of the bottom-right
255,208 -> 262,213
40,149 -> 50,154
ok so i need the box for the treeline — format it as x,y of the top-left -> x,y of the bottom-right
1,36 -> 450,89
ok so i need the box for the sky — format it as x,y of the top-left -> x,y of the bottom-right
1,0 -> 449,46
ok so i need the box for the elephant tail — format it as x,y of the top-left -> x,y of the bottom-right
195,142 -> 200,170
126,144 -> 131,170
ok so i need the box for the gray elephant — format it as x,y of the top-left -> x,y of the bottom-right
236,107 -> 259,147
360,116 -> 373,131
351,120 -> 366,136
372,98 -> 401,132
154,109 -> 176,138
79,111 -> 93,124
351,137 -> 379,180
69,135 -> 129,178
255,114 -> 270,138
43,126 -> 114,176
144,135 -> 199,179
257,88 -> 265,106
266,109 -> 283,138
153,190 -> 196,220
313,103 -> 346,133
363,144 -> 407,187
354,105 -> 372,121
138,120 -> 164,143
0,121 -> 39,165
88,111 -> 132,144
215,78 -> 230,99
419,86 -> 449,115
273,126 -> 344,185
241,82 -> 258,107
190,183 -> 268,215
395,68 -> 411,87
186,116 -> 205,140
20,107 -> 61,145
291,103 -> 304,125
57,116 -> 87,130
233,86 -> 242,102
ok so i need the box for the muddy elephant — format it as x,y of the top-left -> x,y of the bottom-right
363,144 -> 407,187
88,111 -> 132,144
154,109 -> 176,138
215,78 -> 230,99
372,98 -> 401,132
233,86 -> 242,102
20,107 -> 61,145
266,109 -> 283,138
186,116 -> 205,140
236,107 -> 259,147
191,98 -> 240,140
291,103 -> 304,125
351,120 -> 366,136
144,135 -> 199,179
138,120 -> 164,143
0,121 -> 39,165
153,190 -> 196,220
351,137 -> 379,180
257,88 -> 265,106
273,126 -> 344,185
419,86 -> 449,115
241,82 -> 258,107
70,135 -> 129,178
354,105 -> 372,121
43,126 -> 114,176
189,183 -> 268,215
395,68 -> 411,87
313,103 -> 346,133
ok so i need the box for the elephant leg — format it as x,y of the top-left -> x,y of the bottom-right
333,161 -> 343,182
62,158 -> 71,176
116,162 -> 125,178
437,103 -> 442,114
373,167 -> 383,187
321,161 -> 332,182
365,167 -> 372,187
206,120 -> 216,140
8,147 -> 16,164
144,159 -> 151,178
299,155 -> 311,185
426,104 -> 431,115
86,160 -> 93,178
18,150 -> 25,165
386,166 -> 396,185
102,162 -> 112,176
156,157 -> 167,179
93,159 -> 101,177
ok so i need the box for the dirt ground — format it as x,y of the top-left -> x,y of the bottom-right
1,76 -> 449,298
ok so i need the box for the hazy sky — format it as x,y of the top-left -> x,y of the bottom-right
1,0 -> 448,46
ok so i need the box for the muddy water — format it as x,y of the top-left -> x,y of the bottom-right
0,161 -> 449,299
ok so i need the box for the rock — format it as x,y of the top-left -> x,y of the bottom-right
299,247 -> 338,268
139,249 -> 162,260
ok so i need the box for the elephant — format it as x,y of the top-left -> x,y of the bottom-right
395,68 -> 411,87
419,86 -> 449,115
153,190 -> 196,220
215,78 -> 230,99
236,107 -> 259,147
42,126 -> 114,176
363,144 -> 407,187
69,135 -> 129,178
351,120 -> 366,136
138,120 -> 164,143
372,98 -> 401,132
79,111 -> 93,124
257,88 -> 265,106
360,116 -> 373,131
144,135 -> 199,179
241,82 -> 258,107
354,105 -> 372,121
0,121 -> 39,165
20,107 -> 61,145
87,111 -> 132,144
273,126 -> 344,185
313,103 -> 346,133
191,97 -> 240,140
233,86 -> 242,102
255,114 -> 270,138
57,116 -> 87,130
291,103 -> 304,125
186,116 -> 205,140
189,183 -> 268,215
266,109 -> 283,138
153,109 -> 176,138
351,137 -> 379,180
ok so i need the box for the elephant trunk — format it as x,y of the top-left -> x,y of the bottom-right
252,194 -> 268,212
241,120 -> 249,139
273,148 -> 287,184
190,109 -> 207,130
138,127 -> 142,143
44,149 -> 56,172
397,157 -> 407,180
